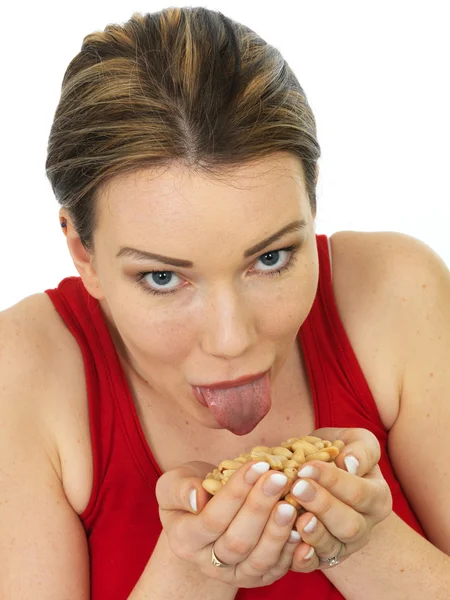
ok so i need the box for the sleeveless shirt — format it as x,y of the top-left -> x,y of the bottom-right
45,234 -> 425,599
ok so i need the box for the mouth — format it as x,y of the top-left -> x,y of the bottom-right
192,369 -> 269,391
191,369 -> 269,407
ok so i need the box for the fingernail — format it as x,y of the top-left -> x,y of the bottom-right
189,488 -> 197,512
245,462 -> 270,484
297,465 -> 319,479
263,473 -> 288,496
344,455 -> 359,475
303,516 -> 317,533
275,503 -> 296,526
292,479 -> 316,502
304,547 -> 315,560
289,530 -> 302,543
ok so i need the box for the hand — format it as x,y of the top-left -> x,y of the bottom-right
288,427 -> 393,572
156,460 -> 305,588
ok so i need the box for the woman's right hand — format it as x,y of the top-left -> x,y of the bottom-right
155,459 -> 308,588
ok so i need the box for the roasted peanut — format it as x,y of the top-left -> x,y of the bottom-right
201,434 -> 344,504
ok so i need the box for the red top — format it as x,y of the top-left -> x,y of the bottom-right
45,234 -> 425,600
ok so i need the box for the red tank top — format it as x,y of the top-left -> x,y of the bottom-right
45,234 -> 425,600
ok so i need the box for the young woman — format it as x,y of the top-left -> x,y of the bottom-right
1,7 -> 449,600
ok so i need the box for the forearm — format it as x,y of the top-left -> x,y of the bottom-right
127,531 -> 238,600
324,511 -> 450,599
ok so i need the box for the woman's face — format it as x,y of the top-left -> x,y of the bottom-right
86,152 -> 319,434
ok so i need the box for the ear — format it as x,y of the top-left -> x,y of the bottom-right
59,208 -> 104,300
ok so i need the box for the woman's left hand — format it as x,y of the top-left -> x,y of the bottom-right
288,427 -> 392,572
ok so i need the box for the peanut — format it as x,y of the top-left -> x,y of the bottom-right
201,434 -> 345,504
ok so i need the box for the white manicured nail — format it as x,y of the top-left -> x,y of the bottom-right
303,516 -> 318,533
297,465 -> 316,478
289,530 -> 302,543
344,455 -> 359,475
189,488 -> 197,512
245,461 -> 270,484
304,547 -> 315,560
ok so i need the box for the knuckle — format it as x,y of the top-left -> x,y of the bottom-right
223,535 -> 253,556
342,514 -> 365,541
200,511 -> 229,536
247,556 -> 272,574
247,494 -> 272,515
348,485 -> 368,510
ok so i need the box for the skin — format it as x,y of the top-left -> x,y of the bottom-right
62,152 -> 320,432
60,152 -> 392,586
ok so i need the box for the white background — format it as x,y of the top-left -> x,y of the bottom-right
1,0 -> 449,310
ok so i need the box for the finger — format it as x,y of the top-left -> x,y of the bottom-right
290,543 -> 320,573
184,461 -> 272,547
295,460 -> 391,517
291,477 -> 367,544
214,472 -> 291,566
260,529 -> 303,585
156,461 -> 216,520
295,511 -> 346,568
310,427 -> 381,477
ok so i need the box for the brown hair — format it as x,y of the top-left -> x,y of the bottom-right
45,6 -> 321,250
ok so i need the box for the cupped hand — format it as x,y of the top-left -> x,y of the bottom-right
156,459 -> 304,588
288,427 -> 393,572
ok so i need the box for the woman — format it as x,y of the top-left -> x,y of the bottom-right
1,6 -> 449,600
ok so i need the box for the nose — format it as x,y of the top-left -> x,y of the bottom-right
200,286 -> 256,359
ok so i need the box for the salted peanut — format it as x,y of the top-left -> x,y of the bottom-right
291,449 -> 306,464
284,493 -> 301,510
202,479 -> 222,494
293,441 -> 318,456
332,440 -> 345,450
300,435 -> 323,444
266,455 -> 287,470
202,434 -> 344,497
323,446 -> 340,459
271,446 -> 293,458
305,451 -> 332,462
218,460 -> 243,472
284,467 -> 298,480
252,446 -> 272,453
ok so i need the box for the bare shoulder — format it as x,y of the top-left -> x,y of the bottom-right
0,293 -> 90,502
0,294 -> 91,595
328,229 -> 438,431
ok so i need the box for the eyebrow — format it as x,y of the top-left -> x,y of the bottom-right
116,219 -> 308,268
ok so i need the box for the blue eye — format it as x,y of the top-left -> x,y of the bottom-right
136,244 -> 299,297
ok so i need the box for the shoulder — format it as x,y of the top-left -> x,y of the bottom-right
327,230 -> 445,429
0,292 -> 88,485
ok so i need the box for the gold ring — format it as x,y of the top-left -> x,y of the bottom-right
211,545 -> 233,568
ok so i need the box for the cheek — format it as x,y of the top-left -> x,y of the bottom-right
121,308 -> 197,361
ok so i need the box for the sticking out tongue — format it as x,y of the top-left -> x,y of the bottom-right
197,372 -> 271,435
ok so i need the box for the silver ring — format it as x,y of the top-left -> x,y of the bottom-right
318,541 -> 345,567
211,545 -> 233,568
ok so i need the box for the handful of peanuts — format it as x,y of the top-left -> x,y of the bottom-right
202,435 -> 345,516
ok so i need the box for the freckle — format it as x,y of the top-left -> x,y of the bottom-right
400,568 -> 405,573
427,413 -> 430,417
286,415 -> 290,421
422,284 -> 427,289
430,372 -> 434,377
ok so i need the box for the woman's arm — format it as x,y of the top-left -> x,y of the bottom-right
128,531 -> 238,600
327,236 -> 450,599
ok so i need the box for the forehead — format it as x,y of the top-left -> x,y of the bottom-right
97,153 -> 309,236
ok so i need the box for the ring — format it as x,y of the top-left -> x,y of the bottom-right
211,545 -> 233,568
318,541 -> 345,567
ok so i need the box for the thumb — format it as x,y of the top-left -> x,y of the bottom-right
156,461 -> 216,517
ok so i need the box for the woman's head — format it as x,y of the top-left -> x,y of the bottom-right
46,7 -> 322,434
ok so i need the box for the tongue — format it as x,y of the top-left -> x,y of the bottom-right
199,372 -> 271,435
